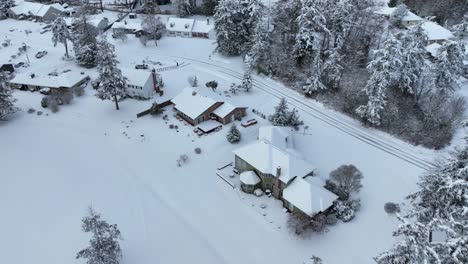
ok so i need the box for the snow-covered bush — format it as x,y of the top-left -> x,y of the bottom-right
269,98 -> 303,128
188,75 -> 198,87
177,154 -> 189,167
169,124 -> 174,129
333,199 -> 361,222
287,212 -> 328,238
194,147 -> 202,154
325,214 -> 338,226
41,97 -> 48,108
74,86 -> 85,97
311,255 -> 323,264
226,123 -> 241,143
27,108 -> 36,114
37,111 -> 43,116
229,83 -> 240,94
384,202 -> 400,214
49,99 -> 59,113
61,91 -> 74,104
205,80 -> 218,90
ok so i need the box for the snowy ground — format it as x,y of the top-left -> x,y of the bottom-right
0,15 -> 437,264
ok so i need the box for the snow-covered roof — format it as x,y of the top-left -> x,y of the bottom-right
421,21 -> 454,41
192,20 -> 213,34
283,176 -> 338,216
240,171 -> 261,185
9,1 -> 64,17
258,126 -> 293,150
171,87 -> 221,120
233,140 -> 315,184
121,69 -> 152,87
9,71 -> 88,89
375,6 -> 422,22
425,43 -> 442,57
166,17 -> 194,33
212,102 -> 238,118
112,20 -> 142,31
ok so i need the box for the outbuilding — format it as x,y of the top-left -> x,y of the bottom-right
8,71 -> 89,92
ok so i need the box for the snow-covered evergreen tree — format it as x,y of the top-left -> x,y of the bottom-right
226,123 -> 241,143
434,41 -> 464,93
322,48 -> 343,89
390,4 -> 409,27
241,67 -> 253,92
293,0 -> 329,64
269,98 -> 290,126
142,0 -> 160,14
288,108 -> 302,127
0,74 -> 17,120
52,17 -> 71,58
175,0 -> 192,17
453,13 -> 468,41
0,0 -> 14,18
95,37 -> 127,110
248,16 -> 272,74
202,0 -> 219,15
303,51 -> 327,94
141,15 -> 165,45
72,14 -> 98,68
76,207 -> 122,264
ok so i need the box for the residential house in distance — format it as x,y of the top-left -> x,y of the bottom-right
111,20 -> 145,37
121,69 -> 163,100
8,1 -> 65,22
420,21 -> 454,45
375,6 -> 423,27
8,71 -> 89,92
165,17 -> 214,38
170,87 -> 247,126
233,126 -> 338,217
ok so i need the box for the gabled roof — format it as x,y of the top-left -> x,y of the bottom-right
121,69 -> 151,87
425,43 -> 442,57
283,176 -> 338,216
9,1 -> 64,17
112,20 -> 142,31
233,140 -> 315,184
171,87 -> 221,120
421,21 -> 454,41
375,6 -> 422,22
9,71 -> 88,89
166,17 -> 195,32
192,20 -> 214,33
240,171 -> 261,185
258,126 -> 293,150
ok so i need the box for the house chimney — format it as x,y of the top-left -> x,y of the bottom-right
151,69 -> 162,96
276,166 -> 281,178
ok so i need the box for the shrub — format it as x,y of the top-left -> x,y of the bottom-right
169,124 -> 174,129
62,91 -> 74,104
49,99 -> 59,113
329,164 -> 363,198
27,108 -> 36,114
74,86 -> 85,97
37,111 -> 43,116
384,202 -> 400,214
325,214 -> 338,226
41,97 -> 48,108
333,199 -> 361,222
194,147 -> 202,154
226,123 -> 241,143
188,75 -> 198,87
287,212 -> 328,238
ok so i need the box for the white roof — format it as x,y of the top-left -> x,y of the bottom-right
258,126 -> 293,150
9,71 -> 88,89
212,102 -> 236,118
240,171 -> 261,185
233,141 -> 315,184
121,69 -> 151,87
166,17 -> 194,33
425,43 -> 442,57
421,21 -> 454,41
112,20 -> 142,31
171,87 -> 220,120
192,20 -> 214,34
10,1 -> 64,17
375,6 -> 422,22
283,177 -> 338,216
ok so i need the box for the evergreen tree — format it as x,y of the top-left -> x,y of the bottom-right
175,0 -> 192,17
453,13 -> 468,41
95,37 -> 127,110
434,41 -> 464,93
322,48 -> 343,89
293,0 -> 329,64
202,0 -> 219,16
142,0 -> 160,14
0,74 -> 17,120
288,108 -> 302,127
303,51 -> 327,95
72,14 -> 98,68
399,24 -> 427,95
241,67 -> 253,92
76,207 -> 122,264
226,123 -> 241,143
51,17 -> 71,58
141,15 -> 165,45
269,98 -> 290,126
248,16 -> 272,74
390,4 -> 409,27
0,0 -> 14,18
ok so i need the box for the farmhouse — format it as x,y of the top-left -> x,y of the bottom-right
165,17 -> 214,38
375,6 -> 423,27
121,69 -> 162,100
8,1 -> 65,22
8,71 -> 89,91
171,87 -> 247,126
233,126 -> 338,217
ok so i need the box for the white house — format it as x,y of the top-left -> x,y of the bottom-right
421,21 -> 454,45
121,69 -> 162,99
375,6 -> 423,27
8,71 -> 89,91
111,20 -> 144,36
165,17 -> 214,38
8,1 -> 64,22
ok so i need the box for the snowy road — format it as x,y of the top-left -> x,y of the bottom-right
169,56 -> 437,171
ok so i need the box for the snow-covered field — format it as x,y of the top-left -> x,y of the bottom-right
0,15 -> 432,264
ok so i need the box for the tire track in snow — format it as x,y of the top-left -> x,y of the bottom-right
170,56 -> 436,172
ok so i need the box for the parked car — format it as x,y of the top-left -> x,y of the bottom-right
35,51 -> 48,58
39,88 -> 51,95
40,29 -> 49,34
14,62 -> 25,68
48,71 -> 58,76
135,64 -> 148,70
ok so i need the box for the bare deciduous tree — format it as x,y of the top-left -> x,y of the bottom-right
329,164 -> 363,197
